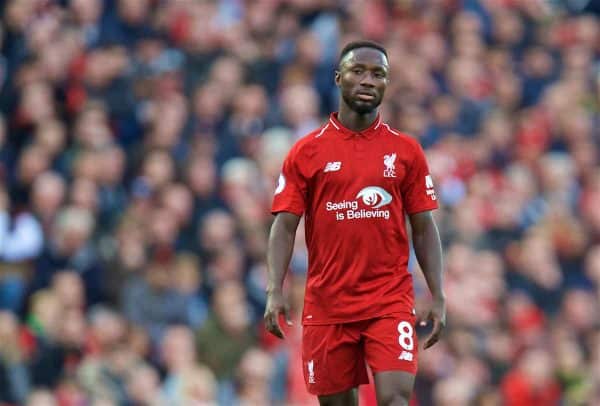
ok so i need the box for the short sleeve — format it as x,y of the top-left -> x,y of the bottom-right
401,142 -> 438,214
271,145 -> 307,216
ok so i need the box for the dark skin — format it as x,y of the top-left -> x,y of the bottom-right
264,47 -> 446,406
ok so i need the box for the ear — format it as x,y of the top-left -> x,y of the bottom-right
334,70 -> 341,87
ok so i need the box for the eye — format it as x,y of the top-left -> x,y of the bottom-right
352,68 -> 364,74
374,71 -> 386,79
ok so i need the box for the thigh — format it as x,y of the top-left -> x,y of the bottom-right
373,370 -> 415,406
318,388 -> 358,406
302,323 -> 369,396
362,314 -> 418,375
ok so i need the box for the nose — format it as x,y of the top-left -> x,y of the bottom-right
359,72 -> 377,87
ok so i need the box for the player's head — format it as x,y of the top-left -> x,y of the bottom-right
335,40 -> 389,114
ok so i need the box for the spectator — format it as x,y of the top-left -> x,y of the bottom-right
95,144 -> 128,231
160,325 -> 217,404
56,308 -> 87,376
69,0 -> 105,48
121,253 -> 192,344
501,347 -> 561,405
233,347 -> 274,405
30,172 -> 66,234
0,311 -> 29,404
124,363 -> 163,405
173,365 -> 218,406
280,83 -> 323,138
185,154 -> 225,221
32,119 -> 67,163
139,149 -> 176,192
35,207 -> 102,304
77,340 -> 139,404
204,243 -> 246,292
102,219 -> 147,306
197,209 -> 237,258
196,281 -> 255,382
51,271 -> 86,311
161,183 -> 196,250
86,306 -> 127,356
24,290 -> 65,388
0,186 -> 43,311
171,253 -> 208,329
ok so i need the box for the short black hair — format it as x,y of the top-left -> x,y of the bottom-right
339,40 -> 388,63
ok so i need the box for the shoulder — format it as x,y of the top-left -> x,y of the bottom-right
287,122 -> 330,159
379,122 -> 422,154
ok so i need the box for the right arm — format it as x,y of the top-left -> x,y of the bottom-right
264,212 -> 301,339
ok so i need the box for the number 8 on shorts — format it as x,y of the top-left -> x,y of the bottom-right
398,321 -> 414,351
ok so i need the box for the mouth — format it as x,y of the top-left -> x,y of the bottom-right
356,92 -> 376,101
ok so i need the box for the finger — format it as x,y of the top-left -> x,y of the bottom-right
423,318 -> 441,349
423,332 -> 439,349
263,311 -> 275,332
265,312 -> 285,339
270,322 -> 285,339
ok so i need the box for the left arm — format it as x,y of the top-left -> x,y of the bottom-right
409,210 -> 446,349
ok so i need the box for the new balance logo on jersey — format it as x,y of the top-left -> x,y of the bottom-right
308,360 -> 315,383
398,351 -> 413,361
425,175 -> 437,201
324,161 -> 342,172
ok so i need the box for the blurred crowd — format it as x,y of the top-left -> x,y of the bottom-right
0,0 -> 598,405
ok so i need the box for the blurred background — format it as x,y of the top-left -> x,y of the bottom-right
0,0 -> 598,405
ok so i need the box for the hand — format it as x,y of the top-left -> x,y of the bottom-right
263,289 -> 292,339
419,297 -> 446,349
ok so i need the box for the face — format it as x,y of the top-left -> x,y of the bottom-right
161,326 -> 196,371
214,282 -> 249,333
32,172 -> 65,216
336,47 -> 389,114
52,271 -> 85,309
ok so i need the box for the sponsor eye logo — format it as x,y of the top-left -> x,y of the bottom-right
326,186 -> 393,221
274,174 -> 286,195
356,186 -> 393,209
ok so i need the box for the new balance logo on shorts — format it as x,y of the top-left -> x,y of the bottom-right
398,351 -> 413,361
324,161 -> 342,172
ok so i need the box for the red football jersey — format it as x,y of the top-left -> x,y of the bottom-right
272,113 -> 438,325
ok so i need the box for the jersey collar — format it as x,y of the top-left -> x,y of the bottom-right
329,112 -> 382,140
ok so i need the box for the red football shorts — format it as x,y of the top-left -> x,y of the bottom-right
302,313 -> 418,396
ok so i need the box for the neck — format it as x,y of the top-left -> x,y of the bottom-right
337,103 -> 378,132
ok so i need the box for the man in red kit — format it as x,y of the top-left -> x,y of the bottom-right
264,40 -> 446,406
